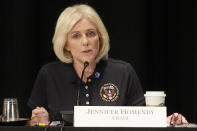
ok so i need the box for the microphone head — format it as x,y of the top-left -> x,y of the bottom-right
84,61 -> 89,67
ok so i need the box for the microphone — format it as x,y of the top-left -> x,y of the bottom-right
76,61 -> 89,106
60,61 -> 89,126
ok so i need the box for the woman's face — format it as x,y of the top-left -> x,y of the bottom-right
66,18 -> 100,65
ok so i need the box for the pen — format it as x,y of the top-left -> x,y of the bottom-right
36,122 -> 50,126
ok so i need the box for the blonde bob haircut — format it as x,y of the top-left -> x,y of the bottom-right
52,4 -> 110,63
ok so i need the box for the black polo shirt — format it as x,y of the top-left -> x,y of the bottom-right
28,58 -> 145,120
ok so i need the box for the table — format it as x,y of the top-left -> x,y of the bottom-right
0,126 -> 197,131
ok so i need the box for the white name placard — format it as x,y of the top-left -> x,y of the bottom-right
74,106 -> 167,127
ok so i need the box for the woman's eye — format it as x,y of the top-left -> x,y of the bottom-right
87,31 -> 96,37
72,33 -> 80,39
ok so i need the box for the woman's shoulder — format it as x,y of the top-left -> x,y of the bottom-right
107,58 -> 135,72
39,61 -> 71,72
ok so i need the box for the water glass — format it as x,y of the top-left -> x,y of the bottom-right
2,98 -> 19,122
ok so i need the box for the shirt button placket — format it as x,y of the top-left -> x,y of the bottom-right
85,78 -> 92,105
84,84 -> 90,105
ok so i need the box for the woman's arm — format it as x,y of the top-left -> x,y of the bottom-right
167,113 -> 188,125
28,107 -> 49,126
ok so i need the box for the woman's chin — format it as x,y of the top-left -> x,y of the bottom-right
82,57 -> 96,64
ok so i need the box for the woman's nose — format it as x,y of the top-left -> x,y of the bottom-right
82,36 -> 88,46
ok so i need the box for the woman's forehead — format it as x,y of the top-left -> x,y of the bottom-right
70,18 -> 97,32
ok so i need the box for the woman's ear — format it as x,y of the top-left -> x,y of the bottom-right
64,43 -> 70,51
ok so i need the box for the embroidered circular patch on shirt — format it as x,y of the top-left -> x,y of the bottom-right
100,83 -> 119,102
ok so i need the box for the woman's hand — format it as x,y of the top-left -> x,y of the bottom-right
167,113 -> 188,125
29,107 -> 49,126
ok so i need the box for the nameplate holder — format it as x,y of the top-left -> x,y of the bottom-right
74,106 -> 167,127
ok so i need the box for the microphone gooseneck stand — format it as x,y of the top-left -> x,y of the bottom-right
76,61 -> 89,106
60,61 -> 89,127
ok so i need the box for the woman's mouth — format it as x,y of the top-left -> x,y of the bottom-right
82,49 -> 92,54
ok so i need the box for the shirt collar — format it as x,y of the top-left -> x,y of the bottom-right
69,59 -> 107,83
90,59 -> 107,80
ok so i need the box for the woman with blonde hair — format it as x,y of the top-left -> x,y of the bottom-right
28,4 -> 188,126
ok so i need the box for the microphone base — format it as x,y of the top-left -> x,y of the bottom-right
60,110 -> 74,126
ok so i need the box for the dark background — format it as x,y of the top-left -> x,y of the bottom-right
0,0 -> 196,123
